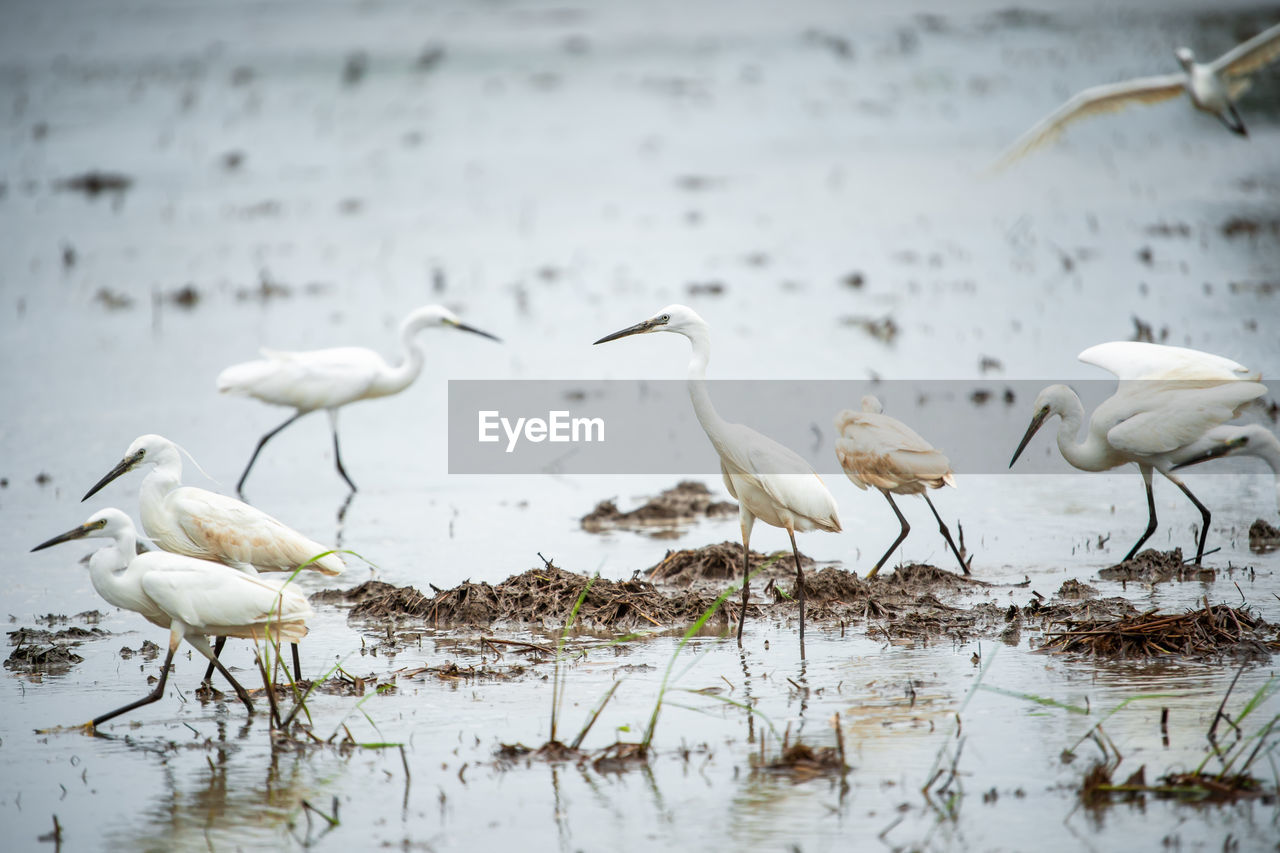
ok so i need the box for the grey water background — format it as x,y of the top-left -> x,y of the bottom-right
2,0 -> 1280,850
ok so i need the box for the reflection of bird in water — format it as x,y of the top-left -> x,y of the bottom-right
994,21 -> 1280,168
31,509 -> 311,729
218,304 -> 500,495
83,433 -> 341,680
1172,424 -> 1280,515
835,395 -> 970,578
1010,341 -> 1266,564
594,304 -> 840,658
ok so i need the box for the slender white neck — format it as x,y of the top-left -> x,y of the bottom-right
88,533 -> 136,609
377,318 -> 428,395
682,324 -> 733,454
139,451 -> 182,538
1052,390 -> 1115,472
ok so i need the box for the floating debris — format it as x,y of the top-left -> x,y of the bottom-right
1221,216 -> 1280,239
1248,518 -> 1280,553
54,171 -> 133,199
94,288 -> 133,310
582,481 -> 736,532
841,314 -> 899,344
1041,604 -> 1280,660
686,281 -> 725,296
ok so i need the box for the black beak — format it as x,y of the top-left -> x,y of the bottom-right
1172,437 -> 1245,471
453,322 -> 501,343
83,450 -> 143,501
1009,409 -> 1050,468
32,523 -> 94,553
593,318 -> 661,345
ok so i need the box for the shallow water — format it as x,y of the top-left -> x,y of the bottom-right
3,0 -> 1280,849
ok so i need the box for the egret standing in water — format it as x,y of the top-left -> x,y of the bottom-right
835,396 -> 970,578
1171,424 -> 1280,515
594,305 -> 841,658
994,21 -> 1280,167
219,305 -> 500,495
1009,341 -> 1266,564
82,433 -> 342,680
31,509 -> 312,729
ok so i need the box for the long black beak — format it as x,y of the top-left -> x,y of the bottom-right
1172,437 -> 1245,471
593,318 -> 660,345
452,321 -> 501,343
83,450 -> 142,501
1009,409 -> 1049,468
32,523 -> 95,553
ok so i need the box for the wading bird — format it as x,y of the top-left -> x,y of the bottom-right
835,396 -> 970,578
83,433 -> 342,680
219,305 -> 500,495
594,305 -> 840,658
994,21 -> 1280,167
1009,341 -> 1266,565
31,509 -> 312,729
1171,424 -> 1280,515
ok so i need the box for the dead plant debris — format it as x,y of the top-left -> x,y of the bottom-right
1097,548 -> 1213,583
1040,604 -> 1280,660
646,540 -> 813,585
581,481 -> 735,532
756,742 -> 849,782
1248,518 -> 1280,553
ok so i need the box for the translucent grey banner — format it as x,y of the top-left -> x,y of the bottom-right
447,380 -> 1278,476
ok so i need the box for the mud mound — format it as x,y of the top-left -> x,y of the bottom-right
1055,579 -> 1098,599
311,581 -> 416,607
582,481 -> 736,532
1249,518 -> 1280,553
5,625 -> 106,673
758,742 -> 849,781
1097,549 -> 1213,583
1040,604 -> 1280,660
802,567 -> 867,603
877,563 -> 986,593
646,541 -> 813,585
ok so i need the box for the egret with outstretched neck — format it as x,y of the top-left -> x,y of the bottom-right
1010,341 -> 1265,564
593,305 -> 841,658
31,509 -> 311,729
83,433 -> 341,680
835,396 -> 970,578
219,305 -> 499,495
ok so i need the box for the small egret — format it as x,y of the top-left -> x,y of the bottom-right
82,433 -> 342,680
1171,424 -> 1280,515
593,305 -> 841,658
835,396 -> 970,578
1009,341 -> 1266,564
994,21 -> 1280,167
218,304 -> 500,495
31,509 -> 312,728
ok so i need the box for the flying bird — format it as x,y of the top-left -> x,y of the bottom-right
218,304 -> 500,495
594,304 -> 840,658
1009,341 -> 1266,564
835,396 -> 970,578
994,21 -> 1280,168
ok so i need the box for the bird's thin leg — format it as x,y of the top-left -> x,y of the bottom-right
237,411 -> 305,497
328,409 -> 357,493
291,643 -> 303,681
736,512 -> 755,647
188,635 -> 255,713
201,635 -> 228,684
868,491 -> 910,579
1123,465 -> 1158,563
1218,104 -> 1248,137
90,644 -> 177,728
923,493 -> 970,576
788,528 -> 806,662
1166,474 -> 1212,566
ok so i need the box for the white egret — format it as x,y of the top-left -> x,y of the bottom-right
82,433 -> 342,680
994,21 -> 1280,168
835,396 -> 970,578
1009,341 -> 1266,564
593,305 -> 841,658
218,304 -> 500,495
31,509 -> 312,729
1171,424 -> 1280,514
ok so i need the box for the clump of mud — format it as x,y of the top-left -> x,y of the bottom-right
1248,518 -> 1280,553
5,625 -> 106,673
1055,579 -> 1099,599
1097,548 -> 1213,583
757,742 -> 849,782
646,540 -> 813,585
1040,604 -> 1280,660
581,481 -> 736,532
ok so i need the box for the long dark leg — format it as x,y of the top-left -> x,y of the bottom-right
1168,475 -> 1211,566
1122,465 -> 1158,563
328,409 -> 357,492
923,493 -> 970,576
788,528 -> 806,662
736,514 -> 754,647
189,635 -> 255,713
1217,104 -> 1248,137
237,411 -> 306,497
867,491 -> 910,579
91,645 -> 177,728
291,643 -> 302,681
201,635 -> 228,683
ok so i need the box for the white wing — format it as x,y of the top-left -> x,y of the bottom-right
1102,381 -> 1268,456
834,410 -> 953,492
992,73 -> 1185,169
166,487 -> 344,575
1211,21 -> 1280,78
141,560 -> 312,641
717,424 -> 841,533
217,346 -> 386,411
1079,341 -> 1258,381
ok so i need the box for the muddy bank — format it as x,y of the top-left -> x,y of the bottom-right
646,540 -> 815,584
1097,548 -> 1215,583
581,481 -> 736,532
1040,604 -> 1280,661
5,624 -> 108,674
